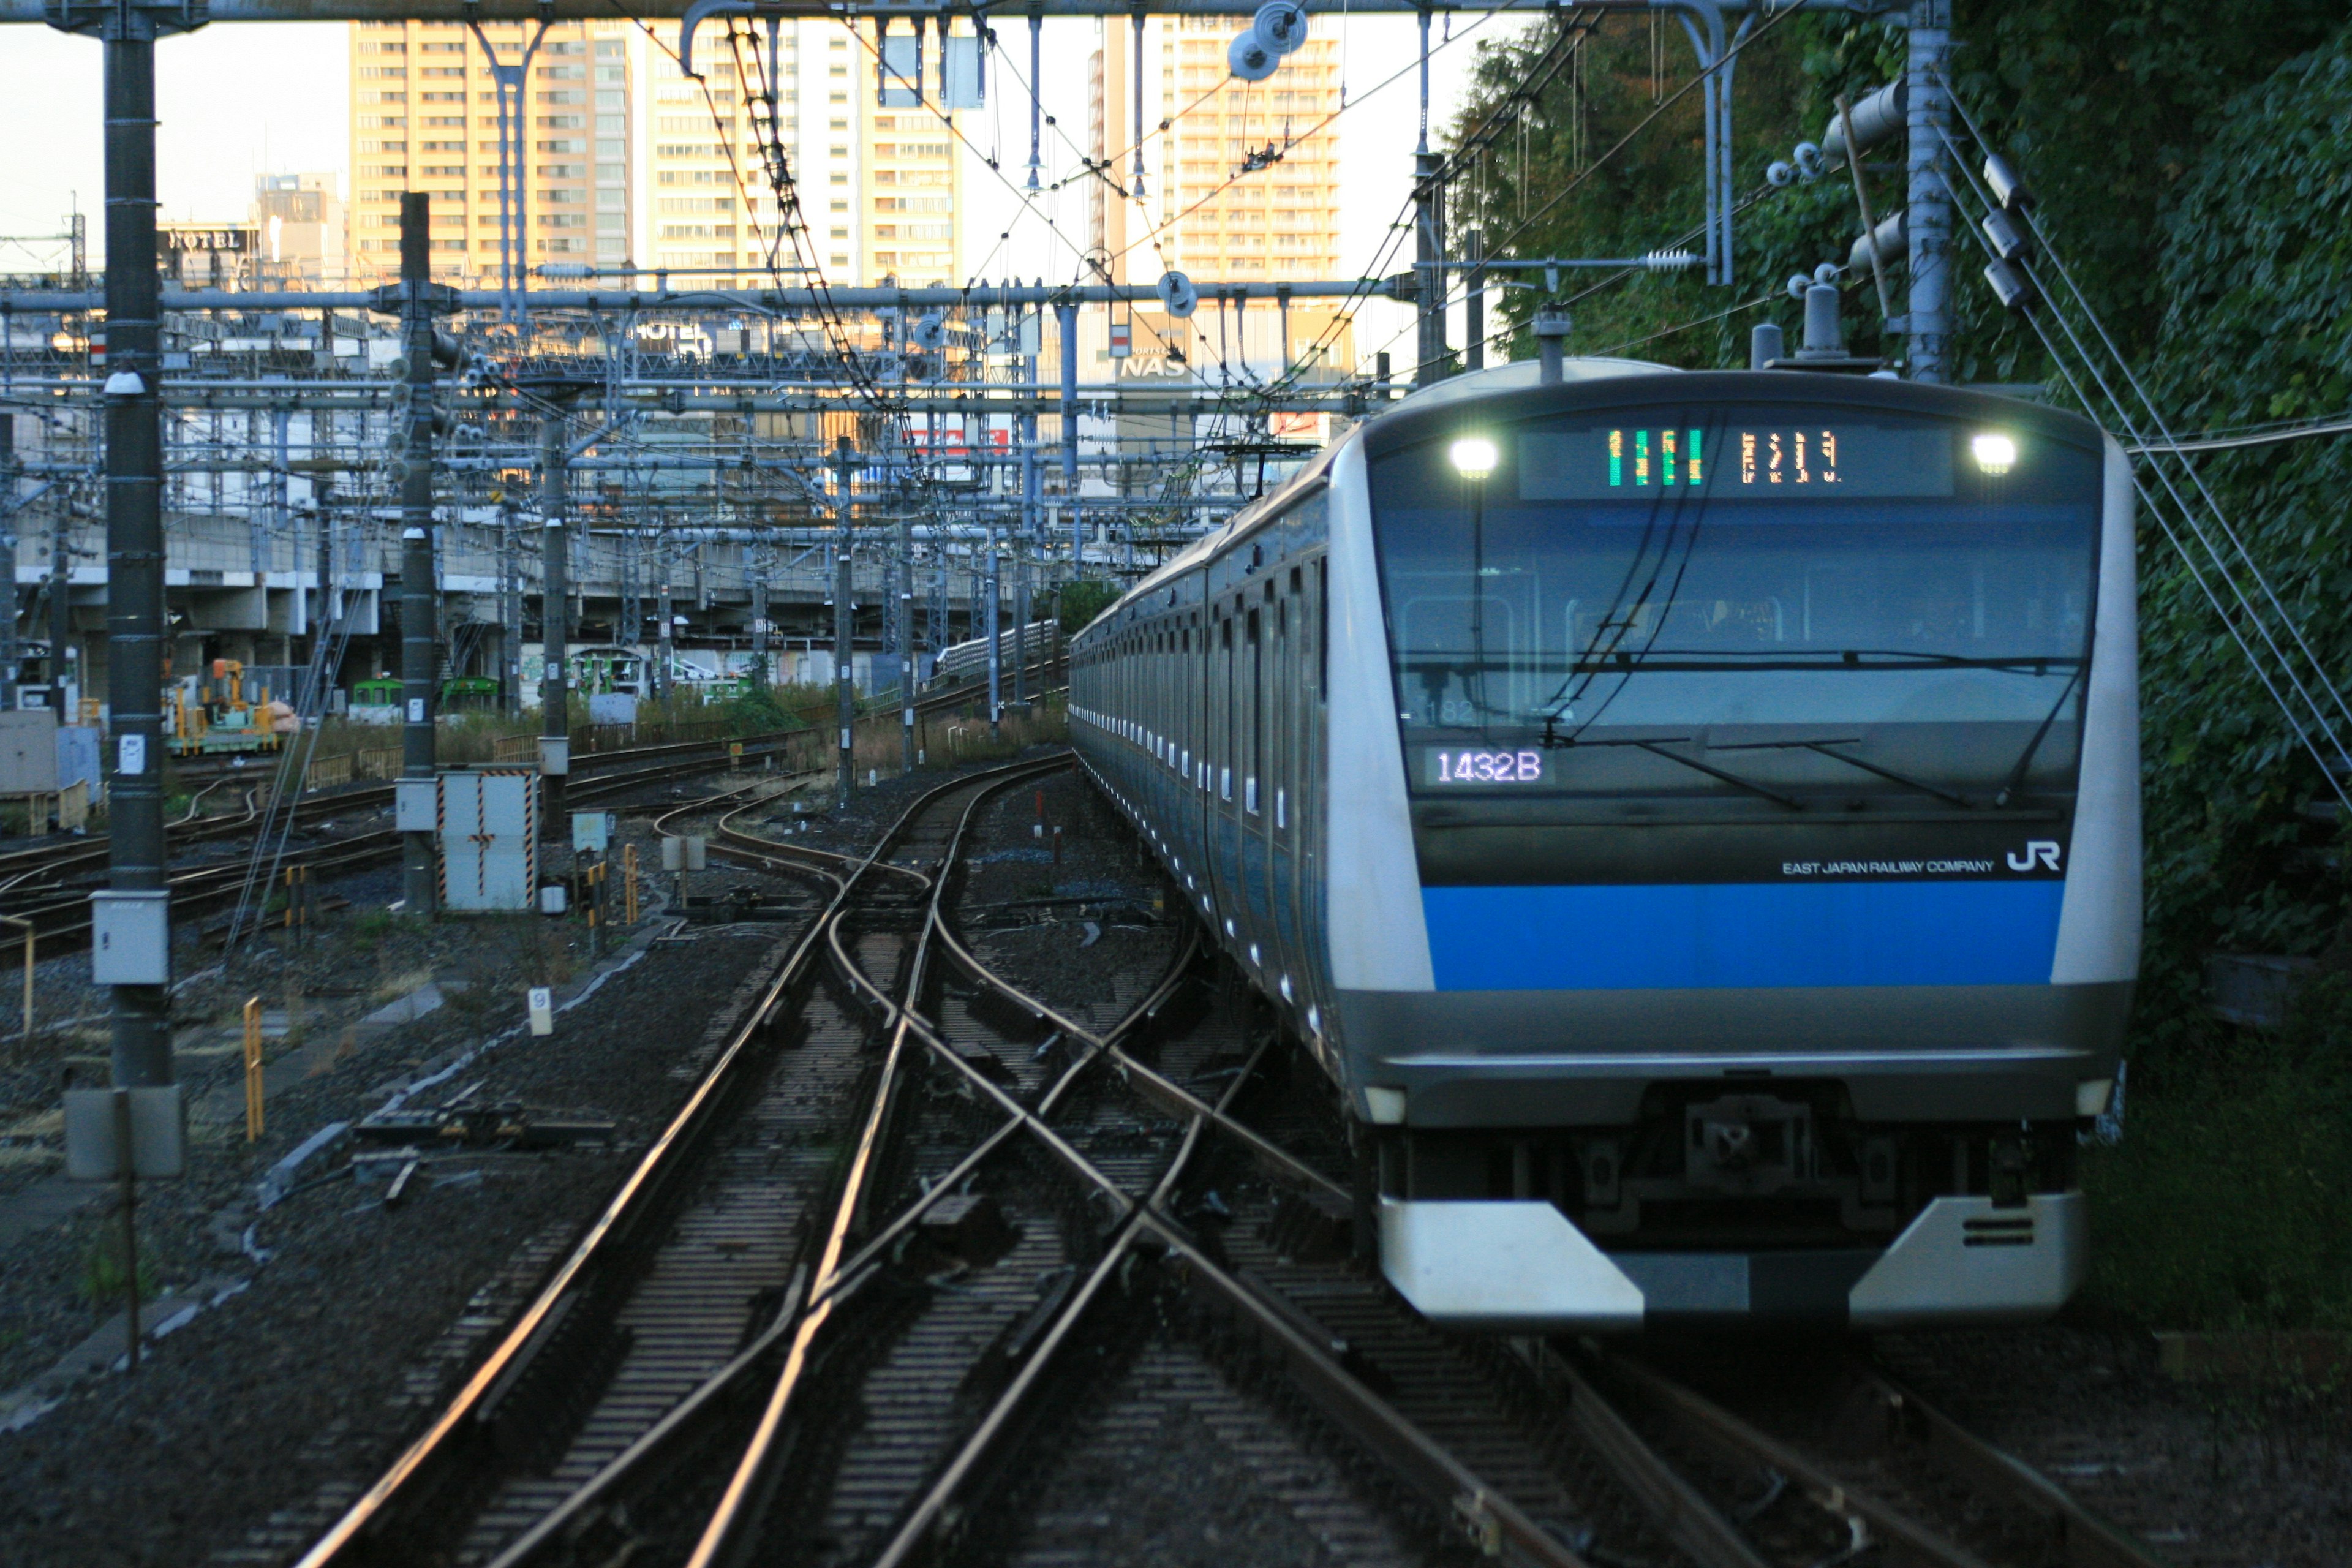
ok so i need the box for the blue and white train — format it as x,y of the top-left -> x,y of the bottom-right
1069,358 -> 2138,1330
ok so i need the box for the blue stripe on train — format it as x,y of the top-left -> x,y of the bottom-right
1420,881 -> 2065,990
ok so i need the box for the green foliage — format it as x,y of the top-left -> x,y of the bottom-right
1446,4 -> 2341,375
2083,976 -> 2352,1331
715,682 -> 816,737
1055,578 -> 1124,636
2133,26 -> 2352,1005
78,1232 -> 158,1311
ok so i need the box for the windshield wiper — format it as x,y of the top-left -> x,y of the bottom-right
1993,663 -> 2087,806
1548,734 -> 1806,812
1711,736 -> 1975,809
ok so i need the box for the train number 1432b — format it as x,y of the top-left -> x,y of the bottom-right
1430,749 -> 1545,785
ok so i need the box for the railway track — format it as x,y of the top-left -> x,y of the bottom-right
0,731 -> 809,949
279,748 -> 2173,1568
0,729 -> 815,899
0,733 -> 809,949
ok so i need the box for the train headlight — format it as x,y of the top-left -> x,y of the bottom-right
1450,436 -> 1499,481
1970,432 -> 2017,475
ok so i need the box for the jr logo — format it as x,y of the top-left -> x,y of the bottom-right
2007,840 -> 2062,872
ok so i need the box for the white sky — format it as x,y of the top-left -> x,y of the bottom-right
0,13 -> 1501,353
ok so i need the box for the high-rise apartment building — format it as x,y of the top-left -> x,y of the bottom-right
637,19 -> 965,288
347,18 -> 633,282
1088,15 -> 1350,373
347,19 -> 964,291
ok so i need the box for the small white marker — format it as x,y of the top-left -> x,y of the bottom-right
527,986 -> 554,1036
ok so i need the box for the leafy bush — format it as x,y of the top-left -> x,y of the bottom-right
1056,578 -> 1123,636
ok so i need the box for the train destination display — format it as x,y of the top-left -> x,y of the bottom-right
1520,420 -> 1961,500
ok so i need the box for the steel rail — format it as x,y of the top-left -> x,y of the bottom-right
0,727 -> 805,894
682,755 -> 1068,1568
1858,1364 -> 2174,1568
848,936 -> 1589,1568
930,910 -> 1346,1202
1596,1351 -> 2001,1568
477,925 -> 1202,1568
1507,1340 -> 1773,1568
289,759 -> 1042,1567
866,1017 -> 1287,1568
6,742 -> 801,946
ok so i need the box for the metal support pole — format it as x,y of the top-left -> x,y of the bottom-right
96,14 -> 172,1089
538,409 -> 571,830
832,435 -> 856,808
501,504 -> 522,717
657,571 -> 674,699
1414,149 -> 1447,386
0,415 -> 18,712
986,517 -> 1002,737
1905,0 -> 1951,382
1025,13 -> 1044,192
1017,314 -> 1038,706
750,571 -> 769,687
1130,6 -> 1148,197
1058,300 -> 1080,575
398,194 -> 440,916
1464,228 -> 1485,372
50,482 -> 70,722
897,505 -> 914,772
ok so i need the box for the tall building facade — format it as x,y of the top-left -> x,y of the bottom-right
1088,15 -> 1350,374
252,174 -> 347,286
348,19 -> 964,290
347,18 -> 633,282
638,19 -> 965,287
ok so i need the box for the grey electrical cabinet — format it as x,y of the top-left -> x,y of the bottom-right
0,710 -> 59,794
438,769 -> 539,911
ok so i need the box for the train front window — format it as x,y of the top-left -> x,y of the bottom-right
1368,404 -> 2105,804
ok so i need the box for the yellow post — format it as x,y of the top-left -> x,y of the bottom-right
243,995 -> 264,1142
624,843 -> 639,924
2,915 -> 31,1038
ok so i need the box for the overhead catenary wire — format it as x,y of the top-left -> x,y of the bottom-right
1931,94 -> 2352,804
1283,4 -> 1794,398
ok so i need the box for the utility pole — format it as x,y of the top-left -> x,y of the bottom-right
750,567 -> 769,689
986,514 -> 1002,739
396,194 -> 440,916
1464,228 -> 1487,373
656,567 -> 674,701
0,415 -> 18,712
1017,304 -> 1037,707
53,0 -> 203,1091
897,493 -> 914,772
1412,8 -> 1447,389
537,401 -> 573,830
500,502 -> 521,717
1414,150 -> 1447,387
1906,0 -> 1952,382
1058,298 -> 1081,581
50,483 -> 70,722
832,434 -> 856,809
